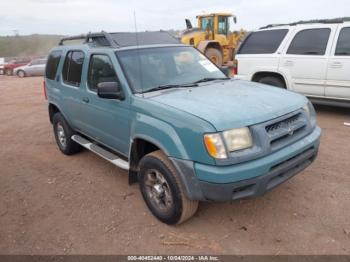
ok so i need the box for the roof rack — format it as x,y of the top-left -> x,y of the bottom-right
260,17 -> 350,29
58,31 -> 180,48
59,31 -> 119,47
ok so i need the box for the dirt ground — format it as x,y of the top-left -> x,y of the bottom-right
0,75 -> 349,255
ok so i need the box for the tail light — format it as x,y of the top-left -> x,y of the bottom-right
233,59 -> 238,75
43,80 -> 47,100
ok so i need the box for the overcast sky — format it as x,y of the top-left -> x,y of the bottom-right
0,0 -> 349,36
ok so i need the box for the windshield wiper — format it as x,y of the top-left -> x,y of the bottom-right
145,83 -> 198,93
193,77 -> 230,84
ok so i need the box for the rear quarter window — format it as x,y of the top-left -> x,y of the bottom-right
335,27 -> 350,56
287,28 -> 331,55
237,29 -> 288,54
46,51 -> 62,80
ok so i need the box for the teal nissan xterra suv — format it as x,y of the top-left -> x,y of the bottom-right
45,31 -> 321,225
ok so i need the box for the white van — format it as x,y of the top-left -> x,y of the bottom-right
235,18 -> 350,106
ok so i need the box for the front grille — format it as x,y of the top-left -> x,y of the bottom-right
265,113 -> 301,133
265,112 -> 307,148
222,109 -> 313,165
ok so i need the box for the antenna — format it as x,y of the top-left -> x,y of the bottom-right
133,11 -> 144,97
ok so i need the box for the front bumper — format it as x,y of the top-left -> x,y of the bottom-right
198,146 -> 317,201
171,126 -> 321,202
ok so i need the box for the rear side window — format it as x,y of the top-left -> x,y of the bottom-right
237,29 -> 288,54
88,54 -> 119,91
287,28 -> 331,55
46,51 -> 62,80
62,51 -> 85,86
335,27 -> 350,56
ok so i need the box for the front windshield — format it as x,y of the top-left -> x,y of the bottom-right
116,46 -> 226,93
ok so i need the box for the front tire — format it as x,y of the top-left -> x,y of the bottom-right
258,76 -> 286,88
205,48 -> 223,66
17,70 -> 25,78
139,150 -> 198,225
52,113 -> 82,155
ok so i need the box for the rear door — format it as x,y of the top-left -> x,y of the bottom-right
279,25 -> 337,96
326,25 -> 350,99
59,50 -> 87,129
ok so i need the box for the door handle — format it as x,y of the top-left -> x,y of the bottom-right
330,62 -> 343,69
284,60 -> 294,67
82,97 -> 89,103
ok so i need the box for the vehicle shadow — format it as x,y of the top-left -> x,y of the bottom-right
313,104 -> 350,116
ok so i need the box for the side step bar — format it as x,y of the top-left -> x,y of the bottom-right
71,135 -> 129,170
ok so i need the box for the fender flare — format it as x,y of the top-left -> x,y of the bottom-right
130,113 -> 190,160
48,102 -> 72,126
250,69 -> 290,89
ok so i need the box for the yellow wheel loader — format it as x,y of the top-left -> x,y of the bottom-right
181,13 -> 245,66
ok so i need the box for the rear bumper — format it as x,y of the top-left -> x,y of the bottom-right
171,126 -> 321,202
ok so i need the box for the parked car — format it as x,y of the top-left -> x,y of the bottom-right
45,31 -> 321,225
14,58 -> 47,77
235,18 -> 350,107
3,58 -> 31,76
0,58 -> 5,75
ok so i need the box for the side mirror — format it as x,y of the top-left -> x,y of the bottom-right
97,81 -> 124,100
233,16 -> 237,24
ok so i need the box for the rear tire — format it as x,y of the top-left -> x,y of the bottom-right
258,76 -> 286,88
139,150 -> 198,225
17,70 -> 25,78
52,112 -> 82,155
5,69 -> 13,76
205,48 -> 223,66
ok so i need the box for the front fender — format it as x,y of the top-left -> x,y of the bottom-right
131,113 -> 189,159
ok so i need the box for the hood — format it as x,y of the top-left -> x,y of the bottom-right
149,79 -> 307,131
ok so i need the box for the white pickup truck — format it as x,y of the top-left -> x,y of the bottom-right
235,18 -> 350,107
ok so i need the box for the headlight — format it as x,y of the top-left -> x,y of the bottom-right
223,127 -> 253,152
303,104 -> 310,117
203,133 -> 227,159
303,101 -> 317,126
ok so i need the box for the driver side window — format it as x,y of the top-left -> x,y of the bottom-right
218,16 -> 228,35
88,54 -> 119,91
201,17 -> 213,31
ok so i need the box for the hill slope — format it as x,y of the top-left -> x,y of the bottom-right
0,35 -> 63,57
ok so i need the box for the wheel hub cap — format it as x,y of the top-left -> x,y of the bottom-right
57,123 -> 66,147
144,169 -> 173,212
